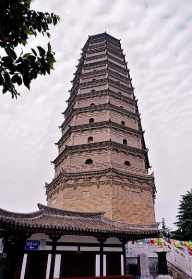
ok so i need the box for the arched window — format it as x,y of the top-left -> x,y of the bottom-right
89,118 -> 94,123
85,158 -> 93,164
90,103 -> 95,106
123,139 -> 127,145
88,136 -> 93,143
121,121 -> 125,126
91,89 -> 95,92
124,161 -> 130,166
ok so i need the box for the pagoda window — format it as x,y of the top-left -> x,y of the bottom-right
88,136 -> 93,143
89,118 -> 94,123
123,139 -> 127,145
85,158 -> 93,164
121,121 -> 125,126
124,161 -> 131,166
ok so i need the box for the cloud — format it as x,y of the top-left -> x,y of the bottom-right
0,0 -> 192,228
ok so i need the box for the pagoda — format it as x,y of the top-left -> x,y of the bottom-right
0,33 -> 159,279
46,32 -> 156,225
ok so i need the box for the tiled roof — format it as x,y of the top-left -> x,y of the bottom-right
0,204 -> 159,238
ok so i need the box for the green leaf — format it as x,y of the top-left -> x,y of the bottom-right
5,47 -> 17,60
0,0 -> 59,98
0,73 -> 4,85
37,46 -> 46,57
23,75 -> 30,89
31,48 -> 37,56
12,74 -> 22,85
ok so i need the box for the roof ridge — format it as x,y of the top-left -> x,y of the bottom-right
0,207 -> 42,219
102,217 -> 159,230
38,203 -> 105,218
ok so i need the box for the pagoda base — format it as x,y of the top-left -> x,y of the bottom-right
47,168 -> 156,225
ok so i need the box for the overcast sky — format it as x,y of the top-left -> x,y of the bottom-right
0,0 -> 192,229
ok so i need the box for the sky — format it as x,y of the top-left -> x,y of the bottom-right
0,0 -> 192,229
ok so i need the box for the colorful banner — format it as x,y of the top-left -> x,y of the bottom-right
140,238 -> 192,257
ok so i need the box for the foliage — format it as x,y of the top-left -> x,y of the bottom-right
161,218 -> 171,238
173,189 -> 192,240
0,0 -> 59,98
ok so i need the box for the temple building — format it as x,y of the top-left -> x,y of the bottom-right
0,33 -> 159,279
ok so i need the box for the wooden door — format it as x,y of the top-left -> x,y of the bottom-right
106,252 -> 121,275
24,252 -> 48,279
60,251 -> 95,277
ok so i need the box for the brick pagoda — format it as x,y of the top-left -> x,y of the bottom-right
0,32 -> 159,279
46,32 -> 156,225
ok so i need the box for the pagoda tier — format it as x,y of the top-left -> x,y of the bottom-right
46,33 -> 156,225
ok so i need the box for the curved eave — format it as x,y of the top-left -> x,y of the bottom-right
0,217 -> 159,239
61,103 -> 138,130
67,89 -> 135,108
57,121 -> 142,147
52,141 -> 148,166
46,167 -> 154,196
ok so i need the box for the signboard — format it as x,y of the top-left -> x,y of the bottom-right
25,240 -> 40,251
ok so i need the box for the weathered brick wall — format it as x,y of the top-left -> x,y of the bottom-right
82,65 -> 106,73
84,57 -> 105,65
79,84 -> 108,94
61,128 -> 141,149
111,129 -> 141,148
86,50 -> 106,58
48,181 -> 113,219
71,110 -> 107,125
69,110 -> 138,130
112,182 -> 155,224
109,97 -> 135,112
65,127 -> 110,145
111,150 -> 146,173
47,175 -> 155,225
109,110 -> 138,129
109,85 -> 134,99
55,149 -> 146,177
74,95 -> 135,112
55,149 -> 111,176
74,95 -> 109,108
108,58 -> 126,69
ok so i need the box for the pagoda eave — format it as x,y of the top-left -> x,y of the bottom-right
57,121 -> 143,146
65,89 -> 135,114
52,141 -> 148,166
62,103 -> 138,128
46,167 -> 155,195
